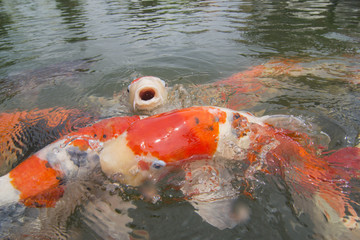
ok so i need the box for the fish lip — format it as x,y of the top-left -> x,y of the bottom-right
134,85 -> 163,110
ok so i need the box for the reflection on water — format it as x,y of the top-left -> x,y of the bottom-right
0,0 -> 360,239
55,0 -> 89,43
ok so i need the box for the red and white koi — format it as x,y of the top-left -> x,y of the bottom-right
99,106 -> 359,229
0,105 -> 359,232
0,115 -> 139,208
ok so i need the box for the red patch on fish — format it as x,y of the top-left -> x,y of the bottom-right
130,76 -> 153,85
9,155 -> 64,207
126,107 -> 226,163
22,186 -> 65,208
138,160 -> 150,171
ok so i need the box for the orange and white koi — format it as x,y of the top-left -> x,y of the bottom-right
0,115 -> 139,208
0,59 -> 302,175
0,107 -> 358,231
99,106 -> 359,229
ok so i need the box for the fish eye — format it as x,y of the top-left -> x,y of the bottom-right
151,160 -> 166,169
127,85 -> 130,93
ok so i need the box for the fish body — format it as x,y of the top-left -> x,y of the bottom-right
0,60 -> 304,174
99,106 -> 359,230
99,106 -> 263,186
0,115 -> 140,208
213,59 -> 300,110
0,106 -> 359,235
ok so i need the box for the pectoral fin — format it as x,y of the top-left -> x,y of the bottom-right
191,198 -> 250,230
81,192 -> 135,239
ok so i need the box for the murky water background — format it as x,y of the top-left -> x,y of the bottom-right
0,0 -> 360,239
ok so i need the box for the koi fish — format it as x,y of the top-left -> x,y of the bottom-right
212,58 -> 301,110
0,59 -> 302,174
0,108 -> 95,176
98,106 -> 359,230
0,115 -> 139,208
0,106 -> 359,237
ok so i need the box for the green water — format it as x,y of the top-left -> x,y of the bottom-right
0,0 -> 359,239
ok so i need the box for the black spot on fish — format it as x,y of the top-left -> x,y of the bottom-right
207,125 -> 214,131
34,202 -> 44,208
94,134 -> 97,138
194,117 -> 200,125
55,177 -> 66,185
103,134 -> 107,139
45,162 -> 51,168
233,113 -> 240,120
67,147 -> 88,167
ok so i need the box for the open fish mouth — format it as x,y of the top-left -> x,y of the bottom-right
128,76 -> 167,113
139,88 -> 156,101
134,85 -> 164,110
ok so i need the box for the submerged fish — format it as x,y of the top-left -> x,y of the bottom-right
0,108 -> 95,176
1,106 -> 359,239
125,59 -> 300,113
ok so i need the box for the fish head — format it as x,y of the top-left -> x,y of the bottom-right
128,76 -> 167,113
99,133 -> 171,186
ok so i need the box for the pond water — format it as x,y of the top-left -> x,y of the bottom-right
0,0 -> 360,239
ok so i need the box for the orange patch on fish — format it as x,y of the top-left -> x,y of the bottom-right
232,112 -> 250,138
70,138 -> 92,151
130,76 -> 153,85
9,155 -> 64,207
22,186 -> 65,208
126,107 -> 226,163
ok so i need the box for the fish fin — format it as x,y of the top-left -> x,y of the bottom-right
81,192 -> 135,239
260,115 -> 308,131
191,198 -> 250,230
181,162 -> 250,230
261,115 -> 330,149
323,147 -> 360,178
